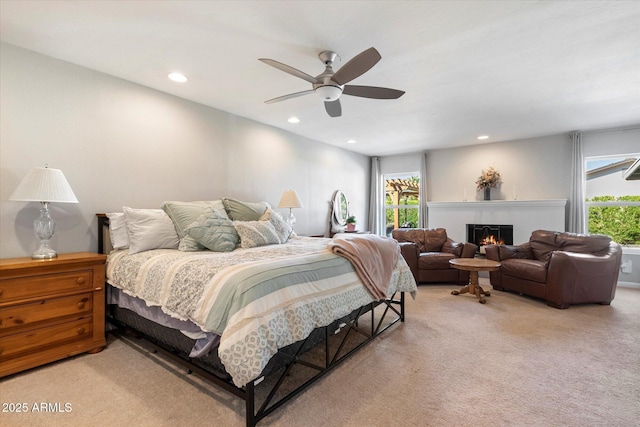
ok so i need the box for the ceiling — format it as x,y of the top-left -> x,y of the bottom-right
1,1 -> 639,156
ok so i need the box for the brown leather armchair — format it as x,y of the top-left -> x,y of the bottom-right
392,228 -> 477,285
485,230 -> 622,309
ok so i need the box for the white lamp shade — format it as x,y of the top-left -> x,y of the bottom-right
10,167 -> 78,203
277,190 -> 303,209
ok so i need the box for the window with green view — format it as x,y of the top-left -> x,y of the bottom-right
384,174 -> 419,236
585,156 -> 640,246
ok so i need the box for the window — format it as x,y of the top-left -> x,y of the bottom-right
585,155 -> 640,246
384,173 -> 420,236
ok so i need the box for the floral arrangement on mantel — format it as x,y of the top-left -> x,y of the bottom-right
475,166 -> 502,190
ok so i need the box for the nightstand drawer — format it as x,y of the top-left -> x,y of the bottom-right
0,293 -> 92,331
0,270 -> 93,302
0,317 -> 93,361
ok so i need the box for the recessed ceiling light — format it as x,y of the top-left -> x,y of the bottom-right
168,72 -> 188,83
477,135 -> 489,140
346,139 -> 357,144
287,116 -> 300,124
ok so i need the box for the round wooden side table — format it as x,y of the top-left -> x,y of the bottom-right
449,258 -> 501,304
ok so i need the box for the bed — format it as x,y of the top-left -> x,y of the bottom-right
97,200 -> 417,426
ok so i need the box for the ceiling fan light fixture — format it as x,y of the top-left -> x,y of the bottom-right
260,47 -> 403,117
314,85 -> 342,102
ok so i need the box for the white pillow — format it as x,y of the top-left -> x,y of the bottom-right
106,212 -> 129,250
123,207 -> 179,254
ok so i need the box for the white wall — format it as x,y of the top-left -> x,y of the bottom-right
0,43 -> 369,258
379,154 -> 421,175
582,128 -> 640,158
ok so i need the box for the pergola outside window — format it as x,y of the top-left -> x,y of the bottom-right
384,174 -> 419,236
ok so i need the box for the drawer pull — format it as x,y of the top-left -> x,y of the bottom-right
0,289 -> 3,297
77,301 -> 86,309
0,348 -> 3,356
76,277 -> 86,285
77,327 -> 86,335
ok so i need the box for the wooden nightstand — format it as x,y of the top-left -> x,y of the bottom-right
0,252 -> 107,377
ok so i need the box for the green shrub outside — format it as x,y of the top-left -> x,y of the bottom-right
587,195 -> 640,245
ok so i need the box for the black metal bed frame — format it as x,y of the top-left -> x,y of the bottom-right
97,214 -> 406,427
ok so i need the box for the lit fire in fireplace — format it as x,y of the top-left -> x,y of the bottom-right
479,234 -> 504,254
480,235 -> 504,246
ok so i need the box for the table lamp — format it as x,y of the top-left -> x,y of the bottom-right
277,190 -> 303,227
10,166 -> 79,259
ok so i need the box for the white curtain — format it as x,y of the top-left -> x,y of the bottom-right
368,156 -> 384,235
568,131 -> 586,233
419,151 -> 428,228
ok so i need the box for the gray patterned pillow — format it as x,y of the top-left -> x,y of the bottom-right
234,219 -> 281,248
260,208 -> 293,243
185,207 -> 239,252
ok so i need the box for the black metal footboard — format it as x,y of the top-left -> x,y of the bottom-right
107,292 -> 404,427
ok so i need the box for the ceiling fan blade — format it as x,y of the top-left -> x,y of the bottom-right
331,47 -> 381,86
258,58 -> 317,84
343,85 -> 405,99
324,99 -> 342,117
265,90 -> 314,104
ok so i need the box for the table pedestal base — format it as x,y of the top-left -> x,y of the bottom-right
451,271 -> 491,304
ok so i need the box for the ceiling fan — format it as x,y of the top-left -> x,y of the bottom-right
259,47 -> 405,118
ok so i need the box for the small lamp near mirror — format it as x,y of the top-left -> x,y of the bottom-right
277,189 -> 303,228
10,166 -> 79,259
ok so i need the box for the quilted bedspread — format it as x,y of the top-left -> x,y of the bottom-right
106,236 -> 417,387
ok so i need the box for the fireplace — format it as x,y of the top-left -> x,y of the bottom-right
467,224 -> 514,254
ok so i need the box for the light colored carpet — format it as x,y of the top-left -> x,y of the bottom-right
2,281 -> 639,427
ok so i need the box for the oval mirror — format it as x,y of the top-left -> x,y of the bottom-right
332,190 -> 349,227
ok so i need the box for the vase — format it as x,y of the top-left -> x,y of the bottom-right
346,223 -> 356,231
484,188 -> 491,201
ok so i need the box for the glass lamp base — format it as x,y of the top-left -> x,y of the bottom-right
33,202 -> 58,259
287,211 -> 296,227
32,240 -> 57,259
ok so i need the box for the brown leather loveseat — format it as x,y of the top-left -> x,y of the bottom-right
485,230 -> 622,309
392,228 -> 477,285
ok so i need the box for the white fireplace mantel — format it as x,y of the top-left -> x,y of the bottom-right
426,199 -> 567,244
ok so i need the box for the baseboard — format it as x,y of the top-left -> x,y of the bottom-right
618,281 -> 640,289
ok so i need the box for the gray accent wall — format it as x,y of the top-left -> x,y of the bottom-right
426,134 -> 574,203
0,43 -> 369,258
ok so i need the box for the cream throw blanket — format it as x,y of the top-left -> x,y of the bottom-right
328,233 -> 400,300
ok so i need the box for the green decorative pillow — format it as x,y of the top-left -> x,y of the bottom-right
185,207 -> 239,252
260,208 -> 293,243
234,220 -> 281,248
162,200 -> 228,251
222,198 -> 269,221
